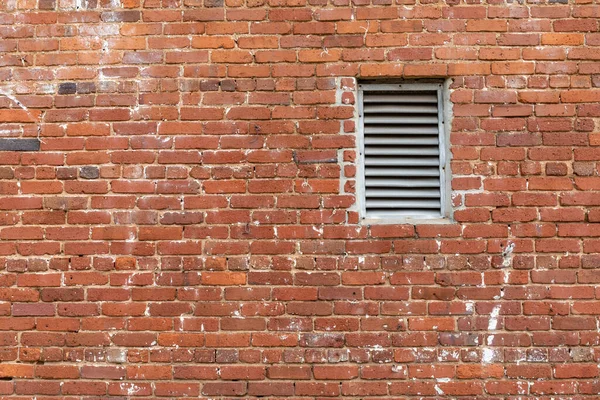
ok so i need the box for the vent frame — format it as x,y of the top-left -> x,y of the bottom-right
357,81 -> 452,224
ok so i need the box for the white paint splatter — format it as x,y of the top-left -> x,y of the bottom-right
482,305 -> 501,364
0,88 -> 30,113
502,242 -> 515,267
487,306 -> 501,337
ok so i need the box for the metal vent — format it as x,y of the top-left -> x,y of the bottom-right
360,84 -> 445,219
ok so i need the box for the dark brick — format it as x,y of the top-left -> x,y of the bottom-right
13,303 -> 55,316
293,150 -> 337,164
77,82 -> 97,94
38,0 -> 55,9
0,167 -> 14,179
204,0 -> 224,6
546,163 -> 568,176
101,11 -> 141,22
0,139 -> 40,151
200,80 -> 220,91
573,162 -> 595,176
58,82 -> 77,95
80,166 -> 99,180
56,167 -> 78,180
220,80 -> 236,92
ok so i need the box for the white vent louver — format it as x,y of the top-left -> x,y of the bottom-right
360,84 -> 445,219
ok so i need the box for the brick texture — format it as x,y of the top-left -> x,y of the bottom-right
0,0 -> 600,398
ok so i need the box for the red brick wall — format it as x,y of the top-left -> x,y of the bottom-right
1,0 -> 600,397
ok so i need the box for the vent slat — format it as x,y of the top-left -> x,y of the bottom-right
365,146 -> 439,156
365,126 -> 439,135
366,199 -> 441,209
367,209 -> 441,217
366,188 -> 441,198
364,136 -> 439,146
363,94 -> 438,103
365,167 -> 440,177
365,157 -> 440,167
363,104 -> 438,114
366,178 -> 440,187
364,116 -> 438,124
362,87 -> 443,218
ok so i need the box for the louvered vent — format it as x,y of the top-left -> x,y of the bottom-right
360,85 -> 445,219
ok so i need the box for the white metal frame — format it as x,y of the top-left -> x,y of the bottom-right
357,81 -> 452,224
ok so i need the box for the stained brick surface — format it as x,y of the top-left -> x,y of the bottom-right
0,0 -> 599,398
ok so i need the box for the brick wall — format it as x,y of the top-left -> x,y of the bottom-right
1,0 -> 600,397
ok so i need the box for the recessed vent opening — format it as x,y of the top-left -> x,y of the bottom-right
360,85 -> 445,220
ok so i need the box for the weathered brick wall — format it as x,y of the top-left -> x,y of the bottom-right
1,0 -> 600,397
